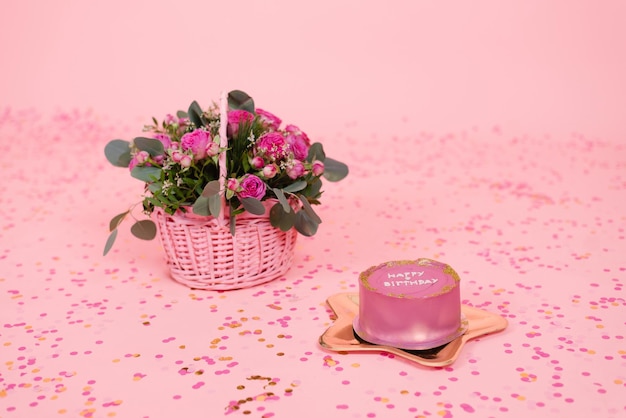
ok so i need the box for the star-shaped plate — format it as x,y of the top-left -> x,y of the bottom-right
319,293 -> 508,367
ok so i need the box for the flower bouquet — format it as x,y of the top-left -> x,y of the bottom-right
103,90 -> 348,289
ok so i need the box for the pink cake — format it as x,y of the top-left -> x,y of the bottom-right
353,258 -> 467,350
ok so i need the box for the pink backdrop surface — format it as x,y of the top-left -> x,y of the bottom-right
1,1 -> 625,418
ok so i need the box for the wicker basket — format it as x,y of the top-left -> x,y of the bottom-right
154,205 -> 297,290
153,90 -> 297,290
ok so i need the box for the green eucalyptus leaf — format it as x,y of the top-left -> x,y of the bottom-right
208,194 -> 222,218
104,139 -> 132,167
103,229 -> 118,256
307,142 -> 325,162
148,182 -> 163,193
134,137 -> 164,156
109,211 -> 129,232
299,195 -> 322,224
322,158 -> 349,182
272,188 -> 291,212
188,100 -> 204,127
201,180 -> 221,197
270,202 -> 296,231
228,90 -> 255,113
130,220 -> 157,240
176,110 -> 188,119
192,196 -> 211,216
306,177 -> 322,198
241,197 -> 266,215
282,180 -> 307,193
131,166 -> 162,182
295,210 -> 319,236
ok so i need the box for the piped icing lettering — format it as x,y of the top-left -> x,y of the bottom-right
383,278 -> 438,287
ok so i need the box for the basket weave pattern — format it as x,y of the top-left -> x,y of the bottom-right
152,91 -> 300,290
155,207 -> 297,290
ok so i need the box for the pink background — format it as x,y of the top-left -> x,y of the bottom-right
2,1 -> 626,418
2,0 -> 626,139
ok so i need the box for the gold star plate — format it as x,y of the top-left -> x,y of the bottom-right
319,293 -> 508,367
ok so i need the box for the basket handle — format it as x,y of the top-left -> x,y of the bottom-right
217,90 -> 228,226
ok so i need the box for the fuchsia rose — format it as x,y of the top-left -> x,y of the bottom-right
285,124 -> 310,161
181,129 -> 211,160
228,110 -> 254,136
256,108 -> 282,130
238,174 -> 267,199
286,160 -> 305,179
255,132 -> 289,161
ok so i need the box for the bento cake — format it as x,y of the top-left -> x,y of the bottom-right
353,258 -> 466,350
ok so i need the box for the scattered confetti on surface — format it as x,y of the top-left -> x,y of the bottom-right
1,108 -> 625,417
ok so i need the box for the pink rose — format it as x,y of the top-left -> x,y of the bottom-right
153,133 -> 172,151
206,141 -> 220,157
227,178 -> 240,191
312,160 -> 324,176
262,164 -> 278,179
286,159 -> 305,179
285,124 -> 310,161
255,132 -> 288,162
179,155 -> 192,168
228,110 -> 254,136
128,155 -> 139,171
238,174 -> 267,200
165,114 -> 188,127
128,151 -> 150,171
256,108 -> 282,130
250,156 -> 264,169
181,129 -> 211,160
171,150 -> 184,163
135,150 -> 150,164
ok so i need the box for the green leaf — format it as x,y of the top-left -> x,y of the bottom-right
283,180 -> 307,193
272,188 -> 291,213
103,229 -> 118,256
104,139 -> 132,167
192,196 -> 210,216
228,90 -> 255,113
109,211 -> 129,232
307,142 -> 325,163
188,101 -> 204,127
208,194 -> 222,218
241,197 -> 265,215
134,137 -> 164,156
130,220 -> 157,240
299,195 -> 322,224
306,177 -> 323,198
270,202 -> 296,231
176,110 -> 188,119
201,180 -> 221,197
131,166 -> 162,182
148,182 -> 162,193
295,211 -> 319,236
322,157 -> 349,182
